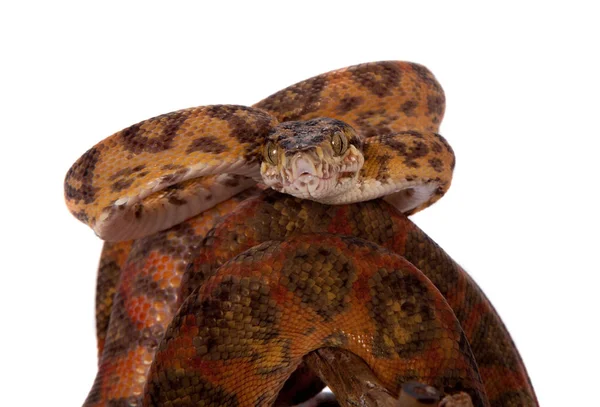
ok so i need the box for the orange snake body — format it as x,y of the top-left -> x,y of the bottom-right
66,62 -> 538,406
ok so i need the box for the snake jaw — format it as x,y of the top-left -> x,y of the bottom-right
261,145 -> 364,200
259,117 -> 365,200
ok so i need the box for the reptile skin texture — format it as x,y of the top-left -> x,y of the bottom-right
85,190 -> 537,407
65,61 -> 538,406
65,61 -> 453,242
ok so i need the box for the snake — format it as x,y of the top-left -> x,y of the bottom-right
65,62 -> 538,406
65,61 -> 453,242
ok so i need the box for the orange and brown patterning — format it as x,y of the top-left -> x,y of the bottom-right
65,61 -> 453,242
67,62 -> 538,407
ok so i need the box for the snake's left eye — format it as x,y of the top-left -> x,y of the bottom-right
264,141 -> 278,165
331,132 -> 348,156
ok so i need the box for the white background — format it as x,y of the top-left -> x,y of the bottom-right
2,1 -> 598,406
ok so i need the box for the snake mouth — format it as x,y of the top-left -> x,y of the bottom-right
281,170 -> 357,199
261,149 -> 363,200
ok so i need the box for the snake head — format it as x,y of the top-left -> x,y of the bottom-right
260,118 -> 364,200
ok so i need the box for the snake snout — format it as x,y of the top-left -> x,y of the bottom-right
294,156 -> 318,177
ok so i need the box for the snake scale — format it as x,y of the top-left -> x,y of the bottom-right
65,62 -> 538,406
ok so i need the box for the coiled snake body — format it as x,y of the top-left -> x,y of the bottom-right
65,62 -> 538,406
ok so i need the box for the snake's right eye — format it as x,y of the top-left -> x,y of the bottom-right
264,141 -> 278,165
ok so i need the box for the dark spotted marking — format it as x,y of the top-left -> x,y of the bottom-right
145,370 -> 240,407
120,109 -> 192,154
401,130 -> 425,139
281,244 -> 357,321
131,274 -> 178,304
186,135 -> 228,154
73,210 -> 89,223
64,146 -> 100,204
161,163 -> 186,171
179,273 -> 282,361
204,105 -> 276,162
101,293 -> 165,357
167,195 -> 187,206
427,94 -> 445,119
381,135 -> 430,168
158,168 -> 189,186
429,158 -> 444,173
222,175 -> 243,188
349,61 -> 402,98
433,133 -> 455,170
368,266 -> 438,359
127,221 -> 200,264
369,152 -> 393,182
133,203 -> 143,219
409,63 -> 444,96
255,75 -> 329,122
336,95 -> 364,114
108,165 -> 147,181
400,227 -> 527,393
469,310 -> 521,369
95,252 -> 123,347
353,108 -> 397,138
110,178 -> 134,193
401,100 -> 418,116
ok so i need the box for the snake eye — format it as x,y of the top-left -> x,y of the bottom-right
331,132 -> 348,156
264,141 -> 278,165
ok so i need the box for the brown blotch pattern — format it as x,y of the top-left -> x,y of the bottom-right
349,61 -> 403,98
354,108 -> 398,138
64,146 -> 100,205
409,63 -> 444,95
76,60 -> 538,406
281,243 -> 357,321
120,109 -> 192,154
429,158 -> 445,173
146,372 -> 239,407
110,178 -> 134,193
186,135 -> 228,154
336,95 -> 364,114
254,75 -> 329,122
382,135 -> 430,168
180,273 -> 283,361
401,100 -> 418,116
368,266 -> 438,358
205,105 -> 277,162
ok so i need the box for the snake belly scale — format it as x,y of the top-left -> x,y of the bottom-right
65,61 -> 538,406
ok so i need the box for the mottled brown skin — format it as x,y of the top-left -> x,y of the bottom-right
86,191 -> 537,407
95,241 -> 133,357
85,190 -> 259,406
71,62 -> 538,406
146,234 -> 486,407
65,61 -> 453,242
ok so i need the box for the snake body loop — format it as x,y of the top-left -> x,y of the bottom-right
65,61 -> 453,242
67,62 -> 538,406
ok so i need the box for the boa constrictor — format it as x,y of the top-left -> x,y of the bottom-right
65,62 -> 538,406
